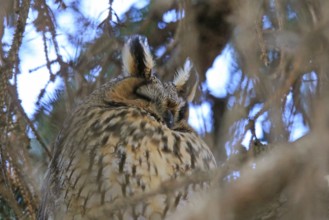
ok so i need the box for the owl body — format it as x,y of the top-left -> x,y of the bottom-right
39,36 -> 216,220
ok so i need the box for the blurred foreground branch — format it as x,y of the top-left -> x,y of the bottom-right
174,129 -> 329,219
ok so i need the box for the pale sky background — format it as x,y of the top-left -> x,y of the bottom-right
16,0 -> 143,116
2,0 -> 307,150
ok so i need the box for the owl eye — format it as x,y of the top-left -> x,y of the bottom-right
178,103 -> 188,121
163,110 -> 174,128
134,83 -> 156,102
135,80 -> 165,103
135,87 -> 152,101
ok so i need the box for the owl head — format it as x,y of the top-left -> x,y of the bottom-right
104,35 -> 198,131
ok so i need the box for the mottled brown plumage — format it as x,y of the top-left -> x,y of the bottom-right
38,36 -> 216,220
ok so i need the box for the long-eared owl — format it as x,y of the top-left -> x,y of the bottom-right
38,35 -> 216,220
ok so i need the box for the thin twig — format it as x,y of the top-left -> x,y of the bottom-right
8,85 -> 52,159
89,169 -> 218,216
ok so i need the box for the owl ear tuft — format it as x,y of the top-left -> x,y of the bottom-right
173,59 -> 192,88
173,59 -> 198,102
122,35 -> 154,79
